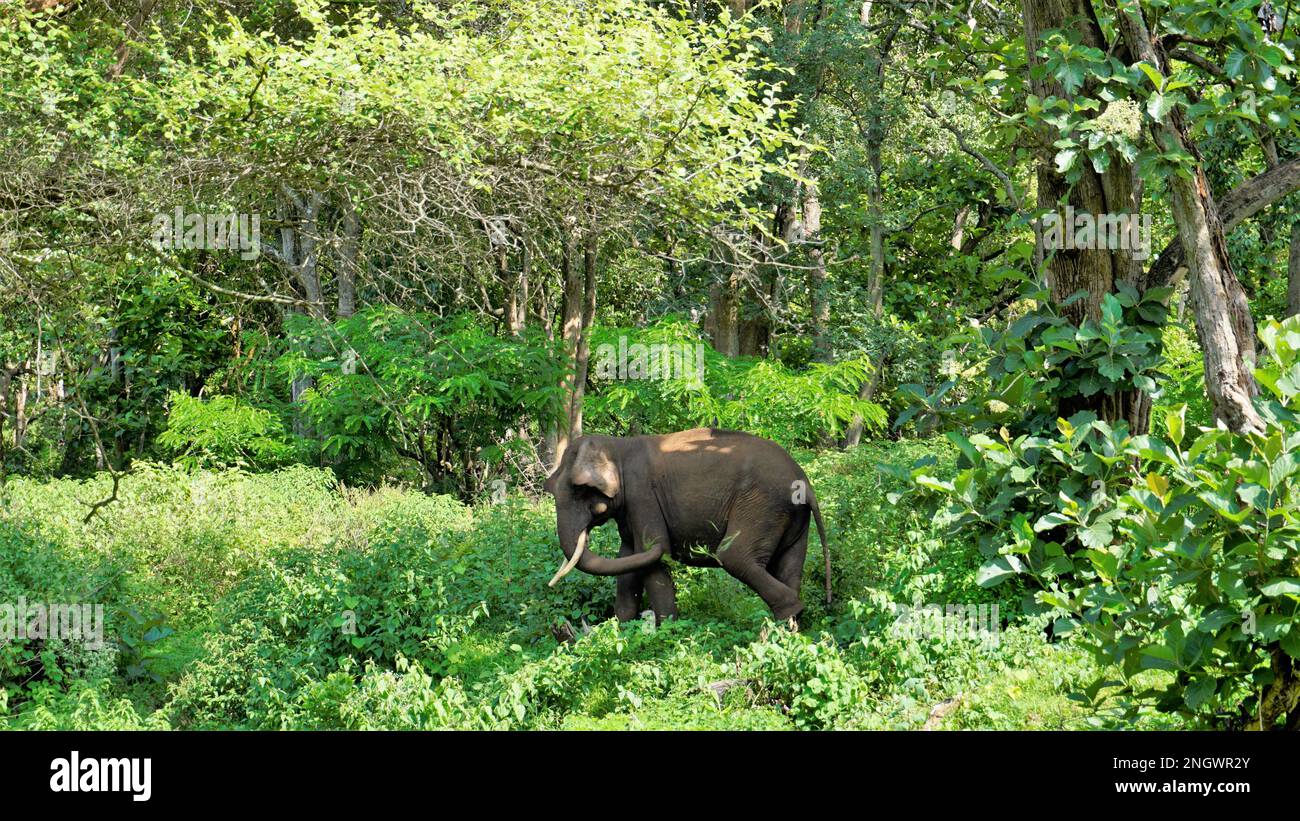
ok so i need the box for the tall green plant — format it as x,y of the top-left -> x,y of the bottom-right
278,307 -> 564,493
583,318 -> 885,446
911,316 -> 1300,729
897,278 -> 1171,436
158,392 -> 292,470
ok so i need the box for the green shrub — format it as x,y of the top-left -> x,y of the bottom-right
7,679 -> 169,730
0,523 -> 124,714
157,392 -> 293,469
2,463 -> 348,625
559,697 -> 791,730
334,658 -> 492,730
584,317 -> 886,446
279,307 -> 564,493
916,316 -> 1300,729
897,280 -> 1171,438
1150,321 -> 1212,431
739,624 -> 872,729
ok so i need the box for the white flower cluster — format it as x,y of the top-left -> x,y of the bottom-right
1093,99 -> 1143,141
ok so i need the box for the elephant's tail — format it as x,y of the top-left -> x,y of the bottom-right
811,494 -> 831,606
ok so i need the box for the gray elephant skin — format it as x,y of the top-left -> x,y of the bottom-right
544,427 -> 831,623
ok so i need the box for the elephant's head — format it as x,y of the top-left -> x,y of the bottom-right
543,436 -> 665,585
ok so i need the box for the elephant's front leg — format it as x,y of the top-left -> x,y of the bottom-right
614,534 -> 644,622
614,574 -> 645,622
641,563 -> 677,624
615,516 -> 676,623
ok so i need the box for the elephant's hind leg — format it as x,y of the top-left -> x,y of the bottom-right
716,523 -> 804,621
768,516 -> 810,598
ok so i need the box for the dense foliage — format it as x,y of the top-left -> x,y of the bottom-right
4,440 -> 1141,730
911,317 -> 1300,728
2,0 -> 1299,731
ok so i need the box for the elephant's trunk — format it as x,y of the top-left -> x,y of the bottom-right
548,526 -> 668,586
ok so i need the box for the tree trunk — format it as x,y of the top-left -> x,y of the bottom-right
1023,0 -> 1152,433
14,371 -> 27,450
1023,0 -> 1143,323
738,197 -> 800,358
1250,649 -> 1300,730
841,354 -> 887,448
277,187 -> 326,437
337,196 -> 360,319
842,14 -> 900,445
805,178 -> 831,363
840,142 -> 886,448
1116,6 -> 1263,434
568,236 -> 598,441
279,188 -> 326,321
513,239 -> 531,336
1173,170 -> 1264,433
488,218 -> 529,337
1147,158 -> 1300,289
865,141 -> 886,317
0,366 -> 9,469
707,265 -> 741,358
552,229 -> 598,465
951,204 -> 972,251
738,223 -> 773,358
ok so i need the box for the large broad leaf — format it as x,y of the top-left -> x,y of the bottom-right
1138,643 -> 1178,671
1259,578 -> 1300,597
1083,548 -> 1119,580
1034,511 -> 1072,532
1078,521 -> 1114,548
976,556 -> 1023,588
1165,405 -> 1185,447
1281,627 -> 1300,661
1184,677 -> 1215,711
946,431 -> 981,465
914,474 -> 955,492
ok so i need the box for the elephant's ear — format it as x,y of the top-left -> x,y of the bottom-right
543,469 -> 560,495
571,440 -> 621,499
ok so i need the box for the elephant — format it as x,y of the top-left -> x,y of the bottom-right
543,427 -> 830,624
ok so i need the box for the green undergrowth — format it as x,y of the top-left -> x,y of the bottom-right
0,441 -> 1188,730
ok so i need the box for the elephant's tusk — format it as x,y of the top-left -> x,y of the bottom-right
548,529 -> 588,587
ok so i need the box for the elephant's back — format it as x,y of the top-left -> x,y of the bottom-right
650,427 -> 807,484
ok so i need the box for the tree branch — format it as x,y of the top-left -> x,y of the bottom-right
1148,157 -> 1300,288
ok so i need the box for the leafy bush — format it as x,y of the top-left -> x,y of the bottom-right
738,624 -> 872,729
34,269 -> 229,477
898,279 -> 1171,437
1151,321 -> 1213,431
584,317 -> 886,446
2,463 -> 349,625
158,391 -> 293,469
278,307 -> 564,493
915,316 -> 1300,729
0,522 -> 123,713
7,679 -> 169,730
331,658 -> 491,730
